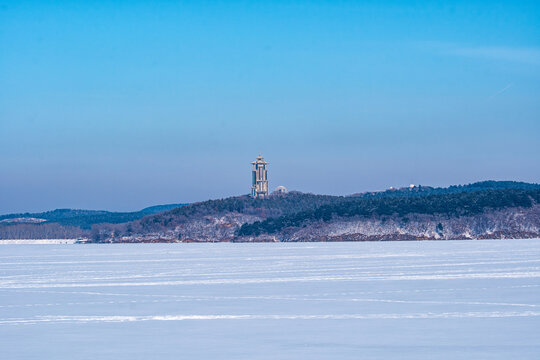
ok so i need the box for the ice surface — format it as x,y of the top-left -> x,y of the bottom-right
1,239 -> 539,359
0,239 -> 77,244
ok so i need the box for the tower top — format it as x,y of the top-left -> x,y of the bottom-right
251,155 -> 268,165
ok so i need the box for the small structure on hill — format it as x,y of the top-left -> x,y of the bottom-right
274,185 -> 287,195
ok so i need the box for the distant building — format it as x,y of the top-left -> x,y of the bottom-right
273,185 -> 287,195
251,155 -> 268,198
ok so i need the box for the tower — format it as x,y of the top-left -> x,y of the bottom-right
251,155 -> 268,198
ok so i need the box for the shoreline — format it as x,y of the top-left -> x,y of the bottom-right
1,237 -> 539,245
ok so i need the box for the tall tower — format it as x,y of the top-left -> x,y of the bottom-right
251,155 -> 268,198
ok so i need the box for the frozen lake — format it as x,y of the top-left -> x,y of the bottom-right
1,240 -> 540,359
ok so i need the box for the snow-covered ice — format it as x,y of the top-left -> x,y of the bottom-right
0,239 -> 77,245
1,239 -> 539,359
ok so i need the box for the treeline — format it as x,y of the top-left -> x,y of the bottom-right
354,181 -> 540,199
238,189 -> 540,236
97,193 -> 343,239
0,223 -> 86,239
0,204 -> 188,230
55,212 -> 150,229
167,192 -> 340,218
3,181 -> 539,240
100,182 -> 540,240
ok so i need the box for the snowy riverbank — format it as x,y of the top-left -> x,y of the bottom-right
0,239 -> 78,244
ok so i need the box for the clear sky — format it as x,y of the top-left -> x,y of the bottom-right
1,0 -> 539,214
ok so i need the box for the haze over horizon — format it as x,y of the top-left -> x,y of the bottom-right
1,1 -> 539,214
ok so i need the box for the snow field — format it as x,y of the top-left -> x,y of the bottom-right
1,240 -> 539,359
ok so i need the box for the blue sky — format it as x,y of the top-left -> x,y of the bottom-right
1,0 -> 539,213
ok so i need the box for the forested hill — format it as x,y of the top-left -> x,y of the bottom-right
141,181 -> 540,225
162,180 -> 534,212
352,181 -> 540,199
238,188 -> 540,237
0,204 -> 188,230
2,181 -> 539,241
87,181 -> 540,243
